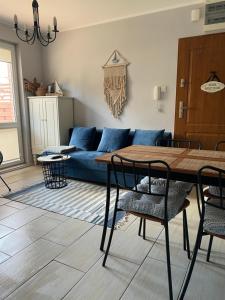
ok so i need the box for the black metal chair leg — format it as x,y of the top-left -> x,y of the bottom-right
0,175 -> 11,192
183,210 -> 191,259
206,235 -> 214,262
102,206 -> 118,267
183,211 -> 187,251
138,218 -> 143,236
164,222 -> 173,300
100,165 -> 111,251
143,218 -> 146,240
178,221 -> 203,300
195,184 -> 201,217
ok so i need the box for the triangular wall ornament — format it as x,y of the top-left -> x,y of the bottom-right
103,50 -> 129,118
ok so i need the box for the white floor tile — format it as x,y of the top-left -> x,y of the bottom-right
63,256 -> 139,300
0,206 -> 46,229
121,257 -> 186,300
0,239 -> 64,299
0,224 -> 14,239
0,215 -> 62,256
0,205 -> 18,221
56,225 -> 103,272
6,261 -> 84,300
44,218 -> 93,246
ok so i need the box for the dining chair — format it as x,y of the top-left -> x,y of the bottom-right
178,165 -> 225,300
0,151 -> 11,192
203,140 -> 225,261
139,139 -> 202,240
102,154 -> 191,300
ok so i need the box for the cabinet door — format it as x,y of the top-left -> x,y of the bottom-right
29,99 -> 45,154
43,98 -> 60,147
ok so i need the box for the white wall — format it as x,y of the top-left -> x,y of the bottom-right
42,4 -> 204,132
0,23 -> 44,163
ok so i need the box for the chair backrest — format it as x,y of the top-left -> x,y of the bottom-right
215,141 -> 225,151
111,154 -> 171,219
198,166 -> 225,213
0,151 -> 3,165
156,138 -> 202,149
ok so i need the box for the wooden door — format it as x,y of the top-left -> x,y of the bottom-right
174,33 -> 225,150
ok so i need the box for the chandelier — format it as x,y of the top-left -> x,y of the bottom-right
13,0 -> 59,46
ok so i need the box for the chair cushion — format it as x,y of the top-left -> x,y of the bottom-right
118,184 -> 187,221
69,127 -> 96,151
140,176 -> 193,194
97,127 -> 130,152
208,186 -> 225,198
204,198 -> 225,236
132,129 -> 165,146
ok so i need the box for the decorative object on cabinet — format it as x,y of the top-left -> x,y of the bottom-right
103,50 -> 129,118
46,80 -> 64,96
28,96 -> 74,163
35,83 -> 48,96
13,0 -> 59,47
24,78 -> 40,94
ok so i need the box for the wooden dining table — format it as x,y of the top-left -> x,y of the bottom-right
96,145 -> 225,251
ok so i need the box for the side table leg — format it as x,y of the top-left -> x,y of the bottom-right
100,164 -> 111,251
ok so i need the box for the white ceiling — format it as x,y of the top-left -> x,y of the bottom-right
0,0 -> 203,32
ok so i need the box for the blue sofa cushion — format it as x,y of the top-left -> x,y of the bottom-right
68,151 -> 107,171
97,128 -> 130,152
69,127 -> 96,151
132,129 -> 165,146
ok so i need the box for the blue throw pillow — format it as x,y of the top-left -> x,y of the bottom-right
132,129 -> 165,146
97,128 -> 130,152
69,127 -> 96,150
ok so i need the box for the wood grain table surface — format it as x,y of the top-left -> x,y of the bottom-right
96,145 -> 225,176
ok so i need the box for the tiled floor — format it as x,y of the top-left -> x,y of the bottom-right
0,166 -> 224,299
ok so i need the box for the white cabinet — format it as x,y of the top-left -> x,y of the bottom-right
28,96 -> 74,157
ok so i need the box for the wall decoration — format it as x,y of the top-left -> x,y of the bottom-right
103,50 -> 129,118
24,78 -> 40,94
46,80 -> 64,96
201,71 -> 225,93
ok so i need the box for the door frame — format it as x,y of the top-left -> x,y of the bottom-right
0,40 -> 24,168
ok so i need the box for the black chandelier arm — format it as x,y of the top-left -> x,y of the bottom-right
37,27 -> 51,46
48,30 -> 57,44
15,27 -> 35,43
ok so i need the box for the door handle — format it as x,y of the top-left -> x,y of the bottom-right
178,101 -> 188,119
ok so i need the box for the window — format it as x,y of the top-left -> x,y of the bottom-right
0,41 -> 23,166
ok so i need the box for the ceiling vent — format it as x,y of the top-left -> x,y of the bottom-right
204,0 -> 225,31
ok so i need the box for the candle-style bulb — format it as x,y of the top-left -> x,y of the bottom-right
33,11 -> 38,22
53,17 -> 57,27
14,14 -> 18,25
48,25 -> 51,33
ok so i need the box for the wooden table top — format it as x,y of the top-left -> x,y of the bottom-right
96,145 -> 225,176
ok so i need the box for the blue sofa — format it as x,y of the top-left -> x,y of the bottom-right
64,129 -> 172,184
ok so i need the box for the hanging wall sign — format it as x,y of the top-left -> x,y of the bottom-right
200,81 -> 225,93
102,50 -> 129,118
201,71 -> 225,93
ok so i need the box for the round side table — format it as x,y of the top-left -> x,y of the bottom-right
38,154 -> 70,189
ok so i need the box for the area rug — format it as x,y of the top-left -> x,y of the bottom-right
5,180 -> 127,227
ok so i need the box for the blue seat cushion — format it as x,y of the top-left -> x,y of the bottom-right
68,151 -> 106,171
132,129 -> 165,146
69,127 -> 96,151
97,127 -> 130,152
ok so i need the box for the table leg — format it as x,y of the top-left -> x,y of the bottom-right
100,164 -> 111,251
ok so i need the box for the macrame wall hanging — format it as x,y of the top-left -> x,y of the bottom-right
103,50 -> 129,118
